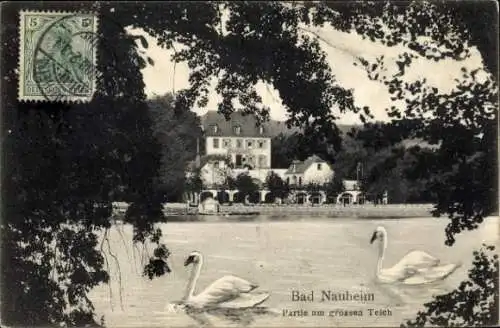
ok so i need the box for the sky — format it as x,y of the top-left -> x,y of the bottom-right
126,23 -> 483,125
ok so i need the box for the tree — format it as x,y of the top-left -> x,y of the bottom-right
359,146 -> 407,204
333,123 -> 438,204
271,133 -> 302,168
234,173 -> 260,204
2,2 -> 169,326
216,171 -> 235,204
184,168 -> 203,195
325,173 -> 346,203
265,172 -> 290,202
308,0 -> 498,244
402,244 -> 499,328
305,182 -> 322,193
226,175 -> 237,190
148,93 -> 203,202
333,129 -> 370,180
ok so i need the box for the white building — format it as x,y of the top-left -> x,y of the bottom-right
184,111 -> 384,205
284,155 -> 334,187
203,111 -> 272,169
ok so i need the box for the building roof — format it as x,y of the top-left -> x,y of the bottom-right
201,111 -> 275,138
201,111 -> 359,139
284,155 -> 330,175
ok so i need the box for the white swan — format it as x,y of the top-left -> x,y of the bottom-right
370,226 -> 461,285
181,251 -> 270,310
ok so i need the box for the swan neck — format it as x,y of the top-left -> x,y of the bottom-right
377,233 -> 387,273
185,255 -> 203,300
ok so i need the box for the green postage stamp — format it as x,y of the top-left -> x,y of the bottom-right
18,11 -> 98,102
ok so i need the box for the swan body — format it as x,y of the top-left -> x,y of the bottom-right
181,251 -> 270,310
370,226 -> 461,285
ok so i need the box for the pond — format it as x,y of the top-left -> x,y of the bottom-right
88,215 -> 499,327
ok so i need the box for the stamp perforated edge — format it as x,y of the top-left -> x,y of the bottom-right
17,10 -> 99,104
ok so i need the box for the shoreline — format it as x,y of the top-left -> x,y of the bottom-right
161,203 -> 437,218
113,201 -> 499,220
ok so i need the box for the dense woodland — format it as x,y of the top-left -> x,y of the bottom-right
1,1 -> 498,327
270,125 -> 441,204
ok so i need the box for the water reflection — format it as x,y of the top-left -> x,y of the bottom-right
89,216 -> 498,328
164,303 -> 280,327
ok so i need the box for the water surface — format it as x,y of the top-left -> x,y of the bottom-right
89,215 -> 499,327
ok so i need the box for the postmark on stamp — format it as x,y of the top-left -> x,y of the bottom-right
18,11 -> 99,102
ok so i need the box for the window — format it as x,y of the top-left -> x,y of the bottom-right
214,161 -> 219,169
248,156 -> 255,165
247,140 -> 253,149
235,154 -> 243,167
298,177 -> 302,186
292,164 -> 296,173
213,138 -> 219,149
223,139 -> 232,148
317,163 -> 322,170
236,139 -> 243,148
258,140 -> 266,149
259,126 -> 264,135
234,125 -> 241,135
286,177 -> 290,184
212,124 -> 219,133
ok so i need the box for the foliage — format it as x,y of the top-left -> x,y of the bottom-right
126,2 -> 366,161
147,93 -> 203,201
360,67 -> 496,244
234,173 -> 260,201
324,173 -> 346,202
1,2 -> 170,326
331,124 -> 435,204
316,1 -> 498,76
333,130 -> 369,180
184,168 -> 204,194
226,175 -> 238,190
315,0 -> 499,246
265,172 -> 290,200
271,133 -> 307,168
304,183 -> 322,193
144,244 -> 171,280
356,145 -> 437,204
402,244 -> 499,327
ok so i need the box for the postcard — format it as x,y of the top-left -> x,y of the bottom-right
1,1 -> 498,328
